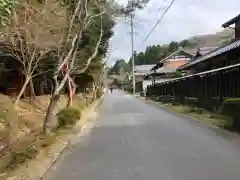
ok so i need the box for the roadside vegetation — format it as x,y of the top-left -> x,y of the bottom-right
147,96 -> 240,131
0,95 -> 87,174
108,40 -> 197,75
0,0 -> 151,176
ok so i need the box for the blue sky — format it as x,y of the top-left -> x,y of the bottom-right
107,0 -> 240,65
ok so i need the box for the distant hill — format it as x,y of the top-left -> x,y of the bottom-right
109,28 -> 234,76
185,28 -> 234,53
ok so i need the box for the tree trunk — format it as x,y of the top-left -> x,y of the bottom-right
43,69 -> 69,134
14,77 -> 30,107
67,79 -> 73,107
72,83 -> 76,96
29,78 -> 36,104
72,77 -> 76,96
39,79 -> 45,95
42,92 -> 60,134
92,83 -> 97,103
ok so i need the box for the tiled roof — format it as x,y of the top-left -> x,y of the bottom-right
134,65 -> 155,76
156,67 -> 176,74
179,39 -> 240,70
160,62 -> 240,85
164,60 -> 189,68
134,72 -> 150,76
197,47 -> 218,56
135,65 -> 155,71
159,49 -> 194,63
151,49 -> 193,71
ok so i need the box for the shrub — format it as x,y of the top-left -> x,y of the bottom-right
57,107 -> 81,128
8,144 -> 38,169
219,117 -> 233,130
182,106 -> 196,113
194,108 -> 203,114
171,101 -> 181,106
96,89 -> 103,98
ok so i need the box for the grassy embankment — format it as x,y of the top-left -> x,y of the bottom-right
146,96 -> 240,131
0,93 -> 97,176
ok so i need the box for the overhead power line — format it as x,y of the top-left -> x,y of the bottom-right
139,0 -> 176,48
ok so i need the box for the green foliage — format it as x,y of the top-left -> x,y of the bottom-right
109,39 -> 196,75
96,89 -> 103,98
118,0 -> 150,16
108,59 -> 130,75
73,0 -> 115,85
57,107 -> 81,128
0,0 -> 18,27
132,40 -> 196,66
75,73 -> 94,90
179,40 -> 193,48
175,70 -> 183,77
8,144 -> 38,169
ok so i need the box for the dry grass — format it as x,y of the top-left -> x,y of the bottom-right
158,102 -> 232,129
0,93 -> 90,175
1,0 -> 68,49
0,93 -> 88,150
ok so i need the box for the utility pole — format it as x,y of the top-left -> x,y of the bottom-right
119,66 -> 124,90
130,12 -> 135,94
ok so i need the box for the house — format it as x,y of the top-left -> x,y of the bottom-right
147,49 -> 193,85
195,47 -> 218,58
222,13 -> 240,40
0,48 -> 53,98
178,13 -> 240,74
133,64 -> 155,93
0,56 -> 32,97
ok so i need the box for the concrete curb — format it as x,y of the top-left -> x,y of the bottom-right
40,95 -> 104,180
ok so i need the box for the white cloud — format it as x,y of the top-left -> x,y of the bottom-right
107,0 -> 240,64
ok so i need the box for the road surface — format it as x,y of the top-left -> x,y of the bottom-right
44,91 -> 240,180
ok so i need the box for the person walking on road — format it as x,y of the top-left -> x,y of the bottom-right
110,87 -> 113,94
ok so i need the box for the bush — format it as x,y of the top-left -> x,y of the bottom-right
96,89 -> 103,98
218,117 -> 233,130
182,106 -> 196,113
8,144 -> 38,169
57,107 -> 81,128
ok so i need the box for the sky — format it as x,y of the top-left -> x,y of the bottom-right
107,0 -> 240,66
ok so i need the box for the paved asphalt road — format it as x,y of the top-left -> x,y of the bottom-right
44,90 -> 240,180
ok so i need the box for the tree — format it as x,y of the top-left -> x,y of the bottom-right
109,38 -> 197,73
0,0 -> 149,134
43,0 -> 107,133
179,39 -> 196,48
108,59 -> 130,75
180,40 -> 191,48
0,0 -> 67,106
118,0 -> 150,16
168,41 -> 179,52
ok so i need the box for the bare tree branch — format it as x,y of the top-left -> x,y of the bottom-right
32,69 -> 54,78
73,17 -> 103,75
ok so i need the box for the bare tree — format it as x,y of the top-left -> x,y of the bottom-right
42,0 -> 104,133
0,2 -> 66,106
42,0 -> 150,133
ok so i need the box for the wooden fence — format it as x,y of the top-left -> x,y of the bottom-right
147,63 -> 240,100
